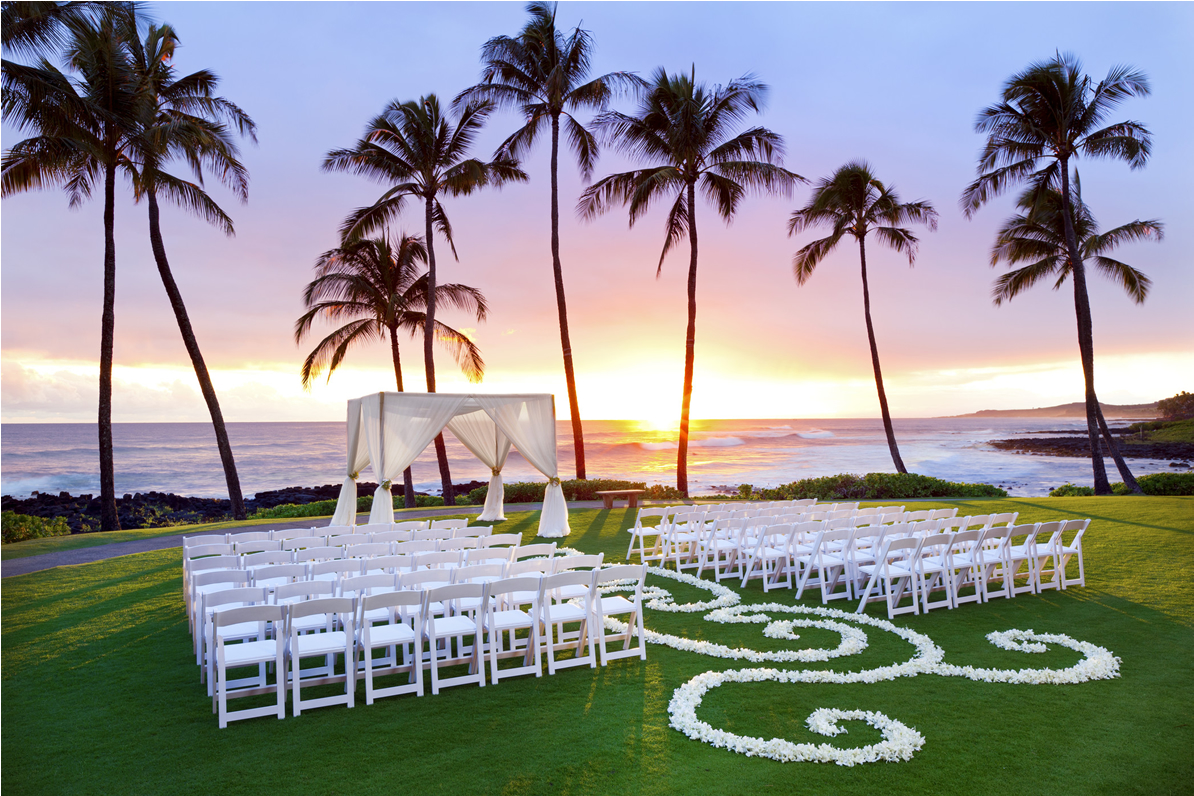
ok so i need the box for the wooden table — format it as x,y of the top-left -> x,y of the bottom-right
594,489 -> 647,510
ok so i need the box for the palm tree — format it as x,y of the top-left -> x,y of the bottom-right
323,94 -> 524,505
578,67 -> 799,496
295,233 -> 488,509
960,52 -> 1151,494
2,3 -> 140,530
991,177 -> 1160,491
122,20 -> 256,518
455,1 -> 642,480
1,1 -> 115,57
788,161 -> 938,473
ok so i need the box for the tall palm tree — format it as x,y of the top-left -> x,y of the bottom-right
455,1 -> 642,480
1,1 -> 115,57
2,3 -> 140,530
124,20 -> 257,518
992,177 -> 1159,491
323,94 -> 524,505
788,161 -> 938,474
961,52 -> 1151,494
578,67 -> 799,496
295,233 -> 488,509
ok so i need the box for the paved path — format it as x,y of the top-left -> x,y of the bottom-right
1,501 -> 619,578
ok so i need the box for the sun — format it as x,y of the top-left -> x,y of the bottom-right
635,416 -> 679,433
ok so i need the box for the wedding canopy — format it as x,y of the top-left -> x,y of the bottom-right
330,393 -> 569,537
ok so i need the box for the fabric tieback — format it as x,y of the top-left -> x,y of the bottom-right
492,466 -> 502,476
548,477 -> 561,486
380,480 -> 392,490
349,471 -> 359,480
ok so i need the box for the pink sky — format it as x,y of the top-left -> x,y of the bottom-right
3,2 -> 1191,423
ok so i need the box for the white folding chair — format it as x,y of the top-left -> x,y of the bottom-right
514,543 -> 557,562
740,524 -> 795,592
662,510 -> 704,572
184,534 -> 228,548
393,520 -> 428,532
539,570 -> 597,674
283,536 -> 327,552
976,525 -> 1014,601
212,604 -> 286,728
364,554 -> 412,576
344,542 -> 391,560
855,536 -> 923,619
311,559 -> 362,583
358,590 -> 424,704
593,564 -> 647,666
1057,519 -> 1090,589
439,537 -> 480,552
228,531 -> 272,547
548,554 -> 604,601
242,550 -> 294,574
370,530 -> 410,545
287,597 -> 356,715
484,576 -> 544,684
413,528 -> 452,542
199,586 -> 269,691
424,583 -> 488,694
481,533 -> 521,548
355,522 -> 393,536
191,569 -> 250,653
915,533 -> 955,612
252,563 -> 307,591
944,530 -> 984,607
1029,520 -> 1065,592
394,540 -> 438,556
1006,523 -> 1042,597
455,525 -> 494,539
431,518 -> 469,531
295,546 -> 342,565
795,528 -> 853,603
270,528 -> 312,542
625,506 -> 670,563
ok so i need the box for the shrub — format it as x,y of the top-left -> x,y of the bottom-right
250,495 -> 372,520
1050,483 -> 1095,497
1157,390 -> 1194,421
467,479 -> 651,504
2,511 -> 71,545
754,472 -> 1008,501
643,484 -> 686,501
1135,472 -> 1194,496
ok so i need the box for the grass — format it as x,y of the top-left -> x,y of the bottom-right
1125,418 -> 1194,444
2,498 -> 1192,794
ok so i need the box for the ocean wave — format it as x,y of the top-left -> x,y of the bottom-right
640,436 -> 745,451
796,429 -> 836,439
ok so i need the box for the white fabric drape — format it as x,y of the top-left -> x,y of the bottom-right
446,409 -> 512,521
361,392 -> 468,524
475,395 -> 569,537
331,399 -> 371,526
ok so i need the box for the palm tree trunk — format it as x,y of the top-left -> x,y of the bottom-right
146,189 -> 246,519
1096,401 -> 1143,493
98,159 -> 120,532
677,183 -> 698,497
423,195 -> 455,505
859,237 -> 907,473
389,325 -> 416,509
550,114 -> 586,480
1059,165 -> 1112,494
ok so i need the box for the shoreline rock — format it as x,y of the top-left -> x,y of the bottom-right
989,436 -> 1194,464
0,481 -> 488,533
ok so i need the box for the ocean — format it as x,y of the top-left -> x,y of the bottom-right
0,418 -> 1175,500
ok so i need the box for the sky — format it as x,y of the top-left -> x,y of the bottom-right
2,1 -> 1191,424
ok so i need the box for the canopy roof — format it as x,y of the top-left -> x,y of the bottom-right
330,392 -> 569,537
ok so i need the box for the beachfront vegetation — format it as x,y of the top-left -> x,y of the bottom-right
128,17 -> 256,521
3,498 -> 1191,794
750,472 -> 1007,501
1125,417 -> 1194,444
962,53 -> 1153,496
1050,472 -> 1194,497
468,478 -> 649,504
788,163 -> 938,475
323,95 -> 526,506
295,233 -> 489,507
457,2 -> 644,482
579,67 -> 799,497
1,510 -> 70,544
1157,391 -> 1194,421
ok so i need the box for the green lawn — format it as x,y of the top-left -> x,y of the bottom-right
2,498 -> 1192,794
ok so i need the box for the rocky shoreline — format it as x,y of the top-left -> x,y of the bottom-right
0,481 -> 487,533
989,435 -> 1194,466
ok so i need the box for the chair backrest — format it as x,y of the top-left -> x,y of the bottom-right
295,546 -> 341,563
234,539 -> 281,556
881,521 -> 913,541
929,508 -> 959,521
184,534 -> 227,548
454,525 -> 494,538
542,568 -> 594,593
288,596 -> 355,626
394,540 -> 438,556
430,518 -> 469,530
595,563 -> 646,589
979,524 -> 1014,552
903,509 -> 932,523
399,569 -> 453,590
514,543 -> 557,560
282,536 -> 326,551
481,533 -> 521,548
426,582 -> 486,612
228,531 -> 271,546
185,543 -> 233,560
465,547 -> 515,566
364,554 -> 411,575
949,529 -> 982,552
204,586 -> 268,613
393,520 -> 428,532
311,559 -> 363,579
413,528 -> 453,541
452,563 -> 506,584
273,580 -> 334,604
826,517 -> 853,531
1007,523 -> 1040,546
918,532 -> 954,559
826,509 -> 853,521
882,535 -> 923,562
487,576 -> 543,606
324,524 -> 354,537
370,530 -> 411,544
362,589 -> 423,617
270,528 -> 309,542
910,519 -> 943,535
877,512 -> 904,525
634,507 -> 669,527
242,550 -> 293,570
331,534 -> 371,547
552,553 -> 605,572
189,555 -> 240,576
413,551 -> 461,570
439,537 -> 479,551
344,543 -> 391,559
340,572 -> 397,598
252,563 -> 307,587
194,569 -> 250,589
1059,518 -> 1090,535
508,558 -> 554,578
214,603 -> 284,629
355,522 -> 392,536
989,512 -> 1019,527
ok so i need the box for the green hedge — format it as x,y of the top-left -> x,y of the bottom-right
2,511 -> 72,545
249,492 -> 466,520
754,472 -> 1008,501
1050,472 -> 1194,497
468,479 -> 652,505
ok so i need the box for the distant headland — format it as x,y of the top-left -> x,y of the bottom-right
946,401 -> 1158,420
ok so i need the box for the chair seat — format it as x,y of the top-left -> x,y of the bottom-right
429,616 -> 477,636
362,607 -> 390,623
599,595 -> 637,616
222,639 -> 278,667
214,621 -> 260,640
364,623 -> 416,647
290,613 -> 330,633
486,609 -> 533,632
293,630 -> 349,657
543,603 -> 588,624
553,584 -> 589,600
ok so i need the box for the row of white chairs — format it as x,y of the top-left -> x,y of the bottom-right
209,564 -> 647,728
183,518 -> 477,550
